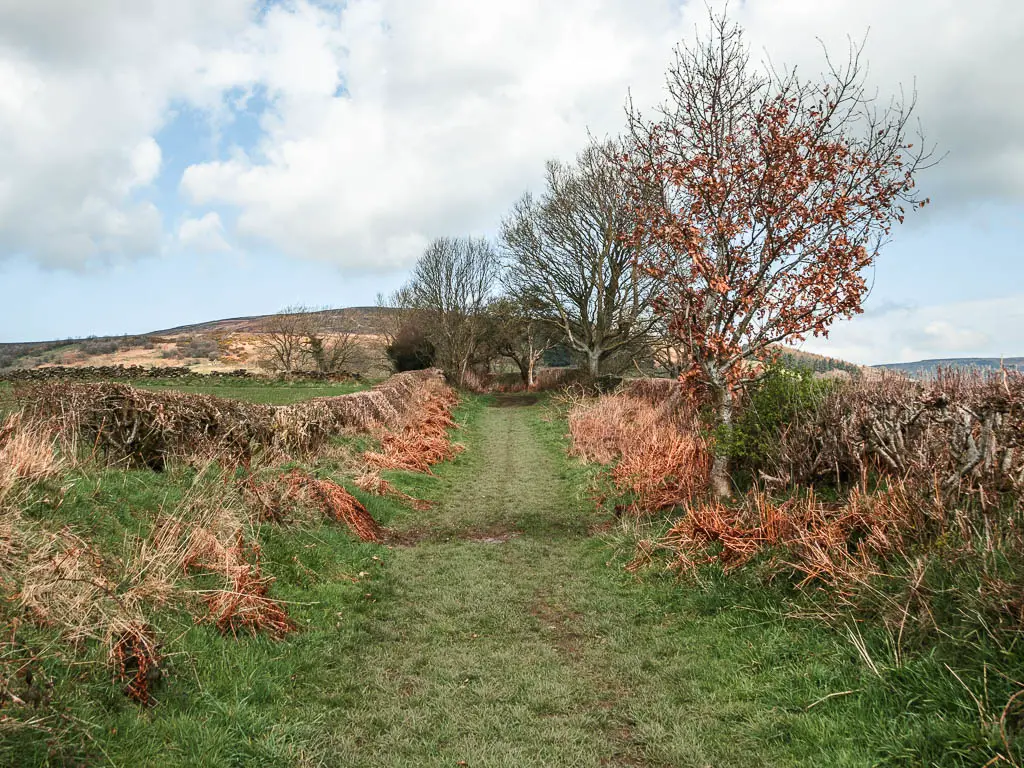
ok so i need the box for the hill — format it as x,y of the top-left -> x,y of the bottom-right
875,357 -> 1024,378
0,307 -> 394,373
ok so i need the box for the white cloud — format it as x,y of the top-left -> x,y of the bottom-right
180,0 -> 1024,270
1,0 -> 1022,271
180,0 -> 688,269
178,212 -> 231,253
801,295 -> 1024,365
0,0 -> 253,268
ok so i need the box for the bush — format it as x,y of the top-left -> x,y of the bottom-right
79,338 -> 120,356
178,338 -> 220,360
717,364 -> 833,480
386,325 -> 435,372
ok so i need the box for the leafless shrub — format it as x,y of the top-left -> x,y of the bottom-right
772,369 -> 1024,500
15,369 -> 448,469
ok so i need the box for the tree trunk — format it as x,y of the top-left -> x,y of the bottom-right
586,349 -> 601,379
527,357 -> 536,388
709,378 -> 734,500
516,359 -> 530,386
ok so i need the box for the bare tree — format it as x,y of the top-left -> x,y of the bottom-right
303,308 -> 362,374
486,297 -> 558,387
256,305 -> 311,373
501,140 -> 661,378
257,305 -> 363,374
396,237 -> 500,385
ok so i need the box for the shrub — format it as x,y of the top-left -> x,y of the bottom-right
79,338 -> 120,356
717,364 -> 834,481
179,338 -> 219,360
386,324 -> 435,372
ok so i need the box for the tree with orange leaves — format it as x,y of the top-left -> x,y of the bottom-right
623,13 -> 933,499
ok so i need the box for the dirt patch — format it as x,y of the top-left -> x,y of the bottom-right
530,596 -> 585,660
489,393 -> 540,408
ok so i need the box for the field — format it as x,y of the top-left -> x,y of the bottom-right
133,378 -> 369,404
1,374 -> 1022,766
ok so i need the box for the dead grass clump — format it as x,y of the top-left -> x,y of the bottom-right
656,483 -> 939,586
109,620 -> 162,706
283,471 -> 384,542
364,381 -> 463,475
354,472 -> 433,511
149,472 -> 296,639
200,542 -> 296,639
0,411 -> 61,511
18,528 -> 178,643
617,377 -> 681,405
569,389 -> 710,514
157,520 -> 296,639
611,423 -> 711,514
6,525 -> 180,707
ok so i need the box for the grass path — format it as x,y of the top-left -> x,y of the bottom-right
1,388 -> 989,765
310,396 -> 881,767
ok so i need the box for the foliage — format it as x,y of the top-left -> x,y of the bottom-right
716,364 -> 834,478
622,12 -> 931,496
385,322 -> 436,371
624,14 -> 929,389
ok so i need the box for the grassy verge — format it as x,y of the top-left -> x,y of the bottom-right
5,387 -> 1013,765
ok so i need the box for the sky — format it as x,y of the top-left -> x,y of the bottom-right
0,0 -> 1021,365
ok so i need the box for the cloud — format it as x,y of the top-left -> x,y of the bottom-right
1,0 -> 1022,271
800,294 -> 1024,364
181,0 -> 1024,269
178,212 -> 231,253
179,0 -> 688,270
0,0 -> 253,268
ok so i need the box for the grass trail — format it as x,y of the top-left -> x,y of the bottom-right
4,390 -> 905,766
310,396 -> 882,767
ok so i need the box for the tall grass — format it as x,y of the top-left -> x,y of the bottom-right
0,369 -> 461,752
568,382 -> 709,513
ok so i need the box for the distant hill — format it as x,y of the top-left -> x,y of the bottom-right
776,347 -> 863,375
0,309 -> 868,377
147,306 -> 392,337
0,307 -> 394,373
875,357 -> 1024,378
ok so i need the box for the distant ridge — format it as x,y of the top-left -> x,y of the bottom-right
875,357 -> 1024,377
0,306 -> 395,371
1,307 -> 390,349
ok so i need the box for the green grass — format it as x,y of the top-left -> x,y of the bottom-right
3,390 -> 1014,765
133,378 -> 370,405
0,381 -> 14,418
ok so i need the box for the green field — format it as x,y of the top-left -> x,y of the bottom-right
133,377 -> 371,404
1,388 -> 1014,766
